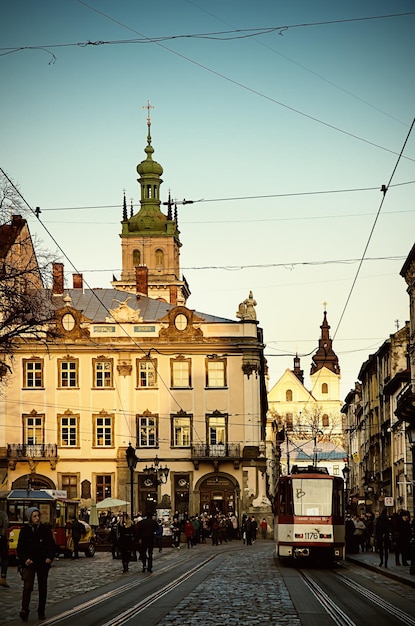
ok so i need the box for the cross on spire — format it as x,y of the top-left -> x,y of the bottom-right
142,99 -> 155,126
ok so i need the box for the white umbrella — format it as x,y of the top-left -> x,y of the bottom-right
96,497 -> 129,510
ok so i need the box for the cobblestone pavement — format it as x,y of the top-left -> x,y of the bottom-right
157,542 -> 301,626
0,541 -> 299,625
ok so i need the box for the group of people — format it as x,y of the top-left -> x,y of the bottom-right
345,508 -> 413,568
109,511 -> 162,574
169,512 -> 266,548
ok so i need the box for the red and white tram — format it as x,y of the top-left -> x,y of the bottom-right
274,465 -> 345,563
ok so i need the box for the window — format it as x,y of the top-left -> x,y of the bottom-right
322,383 -> 328,394
96,475 -> 112,502
94,412 -> 114,447
61,474 -> 78,499
322,414 -> 329,428
59,411 -> 79,447
206,359 -> 226,388
172,413 -> 192,447
58,358 -> 79,388
207,414 -> 226,450
23,359 -> 43,388
93,358 -> 113,388
155,249 -> 164,267
137,359 -> 157,388
171,358 -> 191,388
286,389 -> 293,401
133,249 -> 141,266
24,412 -> 44,445
286,413 -> 293,430
292,478 -> 332,516
137,412 -> 158,447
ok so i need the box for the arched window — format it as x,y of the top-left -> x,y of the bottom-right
155,249 -> 164,268
286,389 -> 293,402
322,414 -> 329,427
133,249 -> 141,266
322,383 -> 328,394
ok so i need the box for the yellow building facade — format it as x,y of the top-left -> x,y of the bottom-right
0,117 -> 268,524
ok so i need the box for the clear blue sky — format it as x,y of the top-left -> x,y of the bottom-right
1,0 -> 414,398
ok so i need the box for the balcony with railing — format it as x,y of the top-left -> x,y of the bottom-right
7,443 -> 58,470
395,382 -> 415,424
191,443 -> 241,470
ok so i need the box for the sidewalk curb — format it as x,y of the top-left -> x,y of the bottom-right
346,555 -> 415,589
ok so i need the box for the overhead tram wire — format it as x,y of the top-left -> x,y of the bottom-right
0,167 -> 186,422
332,116 -> 415,342
73,1 -> 415,164
2,10 -> 414,52
27,180 -> 415,212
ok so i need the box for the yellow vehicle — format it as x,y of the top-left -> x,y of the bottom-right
0,489 -> 96,558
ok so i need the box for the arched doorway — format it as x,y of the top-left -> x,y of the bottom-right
197,473 -> 239,517
11,474 -> 55,490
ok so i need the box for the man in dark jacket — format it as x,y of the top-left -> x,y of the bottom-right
70,517 -> 84,559
17,506 -> 55,622
136,512 -> 158,573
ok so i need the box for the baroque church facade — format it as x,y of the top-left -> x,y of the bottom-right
266,310 -> 346,496
0,114 -> 269,524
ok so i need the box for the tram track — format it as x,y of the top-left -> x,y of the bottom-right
38,552 -> 217,626
298,567 -> 415,626
298,570 -> 356,626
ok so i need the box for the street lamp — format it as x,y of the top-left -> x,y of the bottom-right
126,442 -> 138,518
143,455 -> 170,485
342,464 -> 351,512
406,425 -> 415,575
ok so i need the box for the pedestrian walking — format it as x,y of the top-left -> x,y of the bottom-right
70,517 -> 84,559
117,513 -> 135,573
155,519 -> 163,553
260,518 -> 268,539
398,510 -> 411,566
185,519 -> 194,548
170,516 -> 181,549
375,508 -> 391,568
17,506 -> 55,622
0,508 -> 9,588
136,512 -> 158,573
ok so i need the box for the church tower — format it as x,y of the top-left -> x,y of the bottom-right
310,308 -> 341,402
112,103 -> 190,305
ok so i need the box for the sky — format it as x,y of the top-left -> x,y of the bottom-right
1,0 -> 414,400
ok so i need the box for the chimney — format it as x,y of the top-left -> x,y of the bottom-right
52,262 -> 64,295
73,273 -> 83,289
135,266 -> 148,296
169,285 -> 177,305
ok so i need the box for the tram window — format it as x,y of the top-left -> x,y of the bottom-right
292,479 -> 331,516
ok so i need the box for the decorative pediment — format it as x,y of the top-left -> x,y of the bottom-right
106,297 -> 143,323
159,306 -> 204,341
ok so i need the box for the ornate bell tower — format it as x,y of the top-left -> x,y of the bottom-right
112,101 -> 190,305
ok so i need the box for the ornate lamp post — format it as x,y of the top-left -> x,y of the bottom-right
126,443 -> 138,519
342,464 -> 351,512
143,455 -> 170,486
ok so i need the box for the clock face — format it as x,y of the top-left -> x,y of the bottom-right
62,313 -> 75,331
174,313 -> 188,331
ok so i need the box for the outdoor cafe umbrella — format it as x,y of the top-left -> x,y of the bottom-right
89,500 -> 99,526
96,497 -> 129,510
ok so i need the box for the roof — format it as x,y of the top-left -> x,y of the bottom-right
288,440 -> 346,463
51,289 -> 234,324
7,489 -> 56,501
0,215 -> 26,259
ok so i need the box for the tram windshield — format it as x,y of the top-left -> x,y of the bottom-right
292,478 -> 332,516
